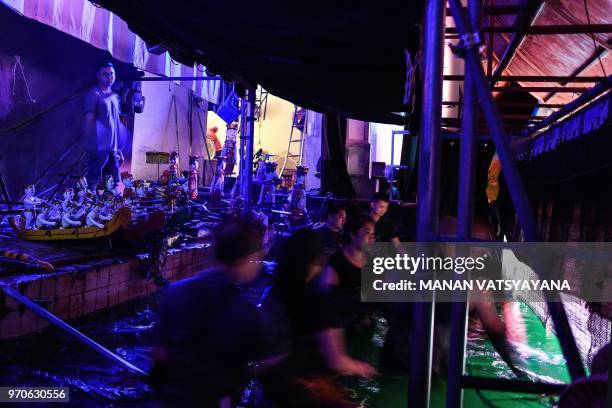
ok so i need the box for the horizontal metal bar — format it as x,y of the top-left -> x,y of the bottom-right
446,24 -> 612,34
121,76 -> 223,82
487,114 -> 546,120
446,5 -> 521,15
444,75 -> 606,83
492,86 -> 588,93
0,209 -> 21,215
442,116 -> 542,122
461,375 -> 566,394
442,101 -> 564,108
441,131 -> 491,141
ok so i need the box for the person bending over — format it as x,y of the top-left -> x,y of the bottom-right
264,228 -> 375,407
152,217 -> 290,407
320,214 -> 378,330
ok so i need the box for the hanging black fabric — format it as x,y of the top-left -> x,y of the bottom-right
432,140 -> 496,222
496,117 -> 612,370
496,94 -> 612,242
91,0 -> 423,124
321,114 -> 355,197
524,121 -> 612,242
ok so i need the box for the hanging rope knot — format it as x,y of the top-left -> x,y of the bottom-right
451,32 -> 482,57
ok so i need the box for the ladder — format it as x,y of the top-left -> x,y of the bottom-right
254,87 -> 269,122
279,104 -> 306,176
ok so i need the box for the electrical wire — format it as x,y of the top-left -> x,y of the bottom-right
582,0 -> 607,76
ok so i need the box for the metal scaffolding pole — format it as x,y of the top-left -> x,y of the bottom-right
1,285 -> 148,377
240,89 -> 255,213
409,0 -> 444,406
446,0 -> 480,406
491,0 -> 543,84
447,0 -> 587,381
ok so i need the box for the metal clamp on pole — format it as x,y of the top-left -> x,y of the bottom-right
451,32 -> 482,56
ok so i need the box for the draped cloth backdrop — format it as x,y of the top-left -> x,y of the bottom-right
321,114 -> 354,198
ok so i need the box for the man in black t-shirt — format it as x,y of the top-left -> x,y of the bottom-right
153,218 -> 290,406
369,192 -> 405,253
313,204 -> 347,253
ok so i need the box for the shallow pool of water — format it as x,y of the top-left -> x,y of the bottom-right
0,293 -> 569,407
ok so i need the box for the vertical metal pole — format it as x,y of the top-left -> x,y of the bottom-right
239,96 -> 247,203
410,0 -> 445,406
240,89 -> 255,213
390,131 -> 396,201
456,0 -> 480,241
608,327 -> 612,406
447,0 -> 586,381
447,1 -> 480,406
487,0 -> 493,77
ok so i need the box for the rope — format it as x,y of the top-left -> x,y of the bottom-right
11,56 -> 35,103
188,89 -> 193,156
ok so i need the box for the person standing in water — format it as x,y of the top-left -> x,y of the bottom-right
84,62 -> 122,190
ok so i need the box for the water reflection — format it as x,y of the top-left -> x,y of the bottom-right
0,297 -> 569,407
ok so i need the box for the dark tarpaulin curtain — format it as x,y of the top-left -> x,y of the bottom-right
397,73 -> 421,202
496,108 -> 612,243
496,117 -> 612,367
321,114 -> 355,197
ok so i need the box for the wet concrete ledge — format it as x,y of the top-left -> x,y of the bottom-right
0,242 -> 216,340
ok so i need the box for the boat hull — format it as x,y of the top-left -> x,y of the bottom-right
9,207 -> 131,241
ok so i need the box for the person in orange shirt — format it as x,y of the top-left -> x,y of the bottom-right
207,126 -> 223,158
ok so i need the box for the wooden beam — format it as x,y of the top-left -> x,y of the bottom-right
446,24 -> 612,34
543,46 -> 609,101
491,86 -> 588,93
444,75 -> 605,83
